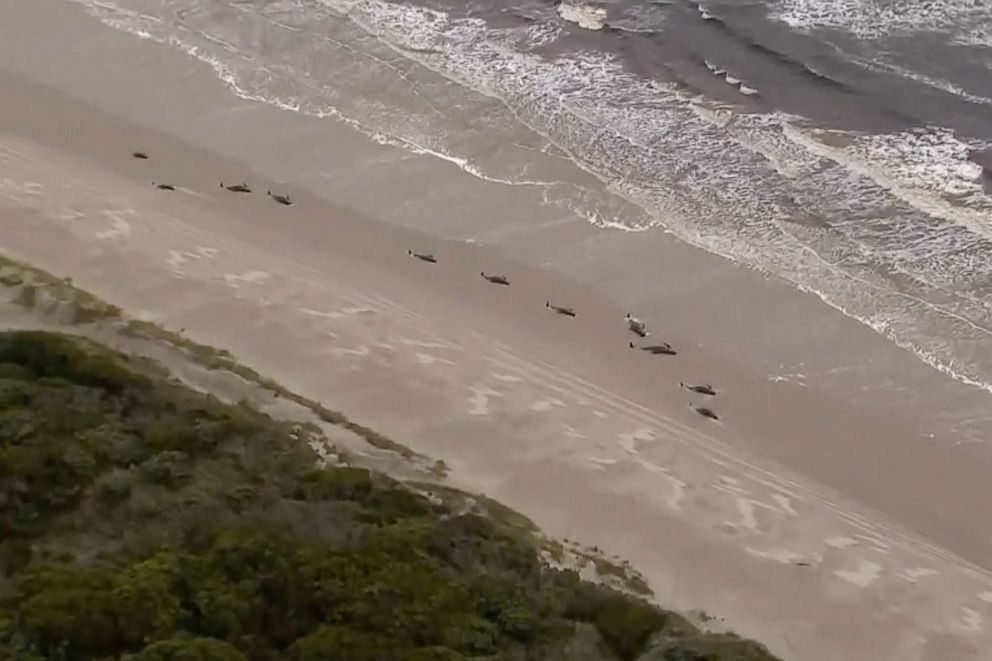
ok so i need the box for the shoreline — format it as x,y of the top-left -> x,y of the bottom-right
1,7 -> 992,659
2,0 -> 988,415
2,37 -> 992,566
6,0 -> 991,433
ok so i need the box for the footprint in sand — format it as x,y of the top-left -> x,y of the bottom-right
468,385 -> 501,416
834,560 -> 882,587
593,410 -> 609,419
224,271 -> 270,288
979,592 -> 992,605
414,352 -> 456,367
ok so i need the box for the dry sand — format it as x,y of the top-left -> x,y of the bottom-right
2,26 -> 992,661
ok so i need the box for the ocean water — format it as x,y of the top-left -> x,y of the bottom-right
61,0 -> 992,393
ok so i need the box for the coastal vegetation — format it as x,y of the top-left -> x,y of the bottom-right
0,331 -> 779,660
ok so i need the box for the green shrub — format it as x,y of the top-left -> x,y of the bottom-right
98,468 -> 133,504
129,636 -> 247,660
0,332 -> 147,394
644,632 -> 779,661
565,582 -> 670,660
140,451 -> 192,488
15,563 -> 121,657
287,625 -> 399,661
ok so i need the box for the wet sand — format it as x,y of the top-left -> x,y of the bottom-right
2,4 -> 992,660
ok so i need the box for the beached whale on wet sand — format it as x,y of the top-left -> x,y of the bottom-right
409,250 -> 438,264
626,313 -> 648,337
268,190 -> 293,206
481,272 -> 510,286
547,300 -> 576,317
630,341 -> 676,355
681,381 -> 716,396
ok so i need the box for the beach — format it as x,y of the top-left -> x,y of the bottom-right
2,1 -> 992,659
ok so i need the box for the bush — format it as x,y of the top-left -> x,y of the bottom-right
97,468 -> 133,504
15,563 -> 121,657
129,636 -> 247,660
287,625 -> 399,661
593,596 -> 668,660
0,332 -> 147,394
565,582 -> 670,660
645,632 -> 779,661
140,451 -> 192,488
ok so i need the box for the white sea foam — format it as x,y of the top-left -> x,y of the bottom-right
770,0 -> 992,41
557,3 -> 607,31
849,57 -> 992,108
607,4 -> 668,34
788,126 -> 992,239
953,25 -> 992,49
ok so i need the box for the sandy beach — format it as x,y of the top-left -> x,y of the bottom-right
3,2 -> 992,659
